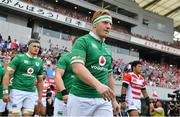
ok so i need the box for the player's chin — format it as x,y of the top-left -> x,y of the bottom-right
33,52 -> 39,55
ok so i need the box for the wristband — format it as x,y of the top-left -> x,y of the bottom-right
61,89 -> 68,96
120,94 -> 126,102
3,89 -> 8,94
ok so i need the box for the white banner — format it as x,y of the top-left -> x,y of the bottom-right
0,0 -> 86,28
131,36 -> 180,56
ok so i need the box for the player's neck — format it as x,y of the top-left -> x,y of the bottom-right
91,30 -> 105,41
133,71 -> 140,77
27,52 -> 37,58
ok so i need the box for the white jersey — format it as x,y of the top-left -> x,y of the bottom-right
123,72 -> 146,100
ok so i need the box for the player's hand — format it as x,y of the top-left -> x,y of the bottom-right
37,98 -> 42,106
62,95 -> 68,104
121,102 -> 128,109
3,93 -> 10,103
112,100 -> 120,115
96,84 -> 115,101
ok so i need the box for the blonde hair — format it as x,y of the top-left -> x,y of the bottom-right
91,9 -> 111,23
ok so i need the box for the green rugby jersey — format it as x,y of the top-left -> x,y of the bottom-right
0,61 -> 3,68
8,53 -> 44,92
70,32 -> 112,98
56,53 -> 75,100
0,67 -> 5,99
8,75 -> 14,93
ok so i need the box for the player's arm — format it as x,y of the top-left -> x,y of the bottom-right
37,75 -> 43,101
55,68 -> 65,91
55,55 -> 67,93
119,74 -> 130,109
108,73 -> 115,94
3,68 -> 14,91
55,68 -> 69,103
142,87 -> 150,105
108,73 -> 120,114
120,74 -> 130,103
37,63 -> 44,101
3,55 -> 19,94
2,55 -> 19,102
72,63 -> 106,92
142,79 -> 150,106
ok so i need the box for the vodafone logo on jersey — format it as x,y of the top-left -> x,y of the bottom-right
27,68 -> 34,74
99,56 -> 106,66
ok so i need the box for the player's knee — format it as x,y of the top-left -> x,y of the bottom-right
11,109 -> 21,116
22,108 -> 34,115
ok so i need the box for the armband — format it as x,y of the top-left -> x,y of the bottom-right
122,82 -> 129,88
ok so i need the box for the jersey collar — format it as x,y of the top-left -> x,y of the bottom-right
26,53 -> 37,59
89,31 -> 105,42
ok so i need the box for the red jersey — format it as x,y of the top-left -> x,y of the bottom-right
42,80 -> 50,98
123,72 -> 146,100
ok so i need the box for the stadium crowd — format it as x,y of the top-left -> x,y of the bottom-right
23,0 -> 180,49
112,59 -> 180,89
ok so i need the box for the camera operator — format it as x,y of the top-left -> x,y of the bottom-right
167,94 -> 176,116
175,93 -> 180,116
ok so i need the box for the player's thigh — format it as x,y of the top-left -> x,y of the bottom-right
67,94 -> 96,116
0,99 -> 6,112
9,89 -> 25,111
93,99 -> 113,117
54,98 -> 67,116
23,92 -> 36,111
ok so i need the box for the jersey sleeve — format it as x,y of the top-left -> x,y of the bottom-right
108,59 -> 113,74
8,54 -> 21,70
57,54 -> 67,70
71,37 -> 87,65
123,73 -> 131,84
37,61 -> 44,76
0,68 -> 5,83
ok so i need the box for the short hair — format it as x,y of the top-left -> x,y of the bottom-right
27,39 -> 40,46
91,9 -> 111,23
131,61 -> 142,71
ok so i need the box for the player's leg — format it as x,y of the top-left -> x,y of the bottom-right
39,97 -> 46,116
54,98 -> 67,116
22,92 -> 36,117
67,94 -> 96,116
92,98 -> 113,117
9,89 -> 25,116
0,99 -> 6,116
126,99 -> 140,117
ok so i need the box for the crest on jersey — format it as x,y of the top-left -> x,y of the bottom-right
24,60 -> 29,64
27,68 -> 34,74
35,62 -> 40,67
99,56 -> 106,66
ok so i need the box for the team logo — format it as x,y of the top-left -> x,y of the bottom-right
99,56 -> 106,66
27,68 -> 34,74
24,60 -> 29,64
35,62 -> 40,67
